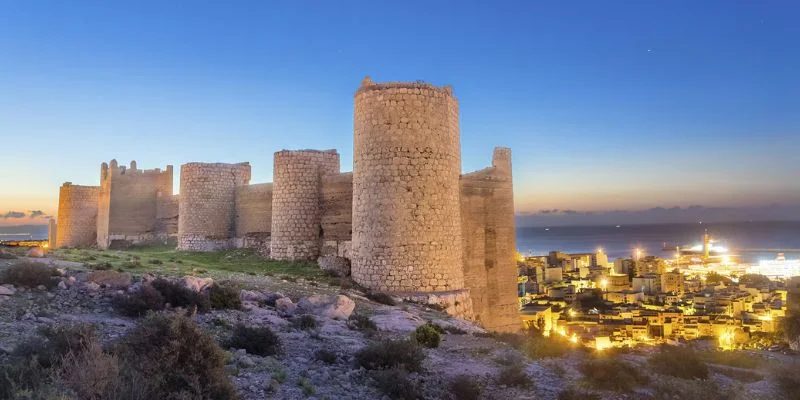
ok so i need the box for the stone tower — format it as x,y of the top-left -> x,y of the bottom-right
270,150 -> 340,260
55,183 -> 100,248
352,78 -> 469,315
177,162 -> 251,251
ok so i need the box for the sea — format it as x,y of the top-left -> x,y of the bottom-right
517,221 -> 800,263
2,221 -> 800,263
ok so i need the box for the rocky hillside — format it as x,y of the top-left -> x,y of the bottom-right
0,247 -> 794,400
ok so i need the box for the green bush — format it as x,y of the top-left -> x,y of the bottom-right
411,323 -> 441,348
449,374 -> 481,400
209,284 -> 242,310
355,339 -> 426,372
498,363 -> 531,388
292,314 -> 319,331
114,312 -> 237,399
648,345 -> 709,380
152,278 -> 210,313
370,368 -> 421,400
0,262 -> 59,289
348,313 -> 377,331
227,325 -> 282,356
578,358 -> 649,391
314,349 -> 337,364
366,292 -> 397,306
112,285 -> 166,317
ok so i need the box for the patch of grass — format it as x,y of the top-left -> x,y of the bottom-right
370,368 -> 421,400
648,345 -> 709,380
355,339 -> 426,372
348,313 -> 377,331
0,262 -> 59,289
209,284 -> 242,310
366,292 -> 397,306
314,349 -> 337,364
449,374 -> 481,400
411,323 -> 441,348
292,314 -> 319,331
227,325 -> 282,356
497,363 -> 531,388
297,376 -> 315,396
87,262 -> 114,270
148,259 -> 163,265
578,358 -> 649,392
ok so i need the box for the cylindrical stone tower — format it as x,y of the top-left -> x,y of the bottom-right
270,150 -> 340,260
178,162 -> 251,251
352,78 -> 465,294
55,183 -> 100,248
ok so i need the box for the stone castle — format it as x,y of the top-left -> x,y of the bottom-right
53,78 -> 520,332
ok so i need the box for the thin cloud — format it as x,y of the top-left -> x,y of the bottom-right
29,210 -> 45,218
2,211 -> 26,219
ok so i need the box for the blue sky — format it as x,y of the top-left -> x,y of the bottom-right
1,1 -> 798,225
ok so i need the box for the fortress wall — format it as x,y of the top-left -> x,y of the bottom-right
352,78 -> 466,295
97,160 -> 174,248
178,162 -> 251,251
55,183 -> 100,248
270,150 -> 340,260
235,183 -> 273,251
319,172 -> 353,257
460,147 -> 521,332
156,193 -> 179,238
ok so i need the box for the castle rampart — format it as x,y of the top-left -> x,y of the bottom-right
320,172 -> 353,258
235,183 -> 273,252
178,162 -> 251,251
351,78 -> 466,300
270,150 -> 340,260
460,148 -> 521,332
56,183 -> 100,248
97,160 -> 174,249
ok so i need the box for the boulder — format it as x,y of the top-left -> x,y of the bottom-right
0,285 -> 16,296
240,289 -> 269,303
370,310 -> 425,333
275,297 -> 297,316
183,276 -> 213,292
57,281 -> 68,290
88,270 -> 132,289
26,247 -> 45,258
84,281 -> 101,291
317,256 -> 351,277
297,294 -> 355,320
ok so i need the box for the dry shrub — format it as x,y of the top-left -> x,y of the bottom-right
291,314 -> 319,331
227,325 -> 282,356
578,358 -> 649,392
449,374 -> 481,400
314,349 -> 337,364
497,363 -> 531,388
557,388 -> 601,400
58,340 -> 121,399
370,368 -> 421,400
112,285 -> 165,317
152,278 -> 210,313
114,312 -> 237,399
209,284 -> 242,310
522,334 -> 572,359
648,345 -> 708,380
13,324 -> 96,369
348,313 -> 377,331
0,262 -> 58,289
701,350 -> 763,369
355,339 -> 426,372
366,292 -> 397,306
649,376 -> 728,400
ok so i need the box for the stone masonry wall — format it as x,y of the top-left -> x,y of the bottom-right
56,183 -> 100,248
97,159 -> 173,249
178,162 -> 251,251
270,150 -> 340,260
156,193 -> 179,238
352,78 -> 466,294
235,183 -> 272,252
460,148 -> 521,332
319,172 -> 353,256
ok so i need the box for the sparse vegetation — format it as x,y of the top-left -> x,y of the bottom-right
366,291 -> 397,306
497,363 -> 531,388
648,345 -> 709,380
449,374 -> 481,400
0,262 -> 59,289
773,364 -> 800,399
700,350 -> 763,369
348,313 -> 377,331
370,368 -> 421,400
152,278 -> 211,313
578,358 -> 649,392
292,314 -> 319,331
209,284 -> 242,310
314,349 -> 337,364
522,334 -> 573,359
227,325 -> 282,356
557,388 -> 601,400
88,261 -> 114,270
649,376 -> 728,400
411,323 -> 441,348
355,339 -> 426,372
112,285 -> 166,317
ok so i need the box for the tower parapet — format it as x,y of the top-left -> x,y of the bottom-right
352,78 -> 468,316
56,182 -> 100,248
178,162 -> 251,251
270,150 -> 340,260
